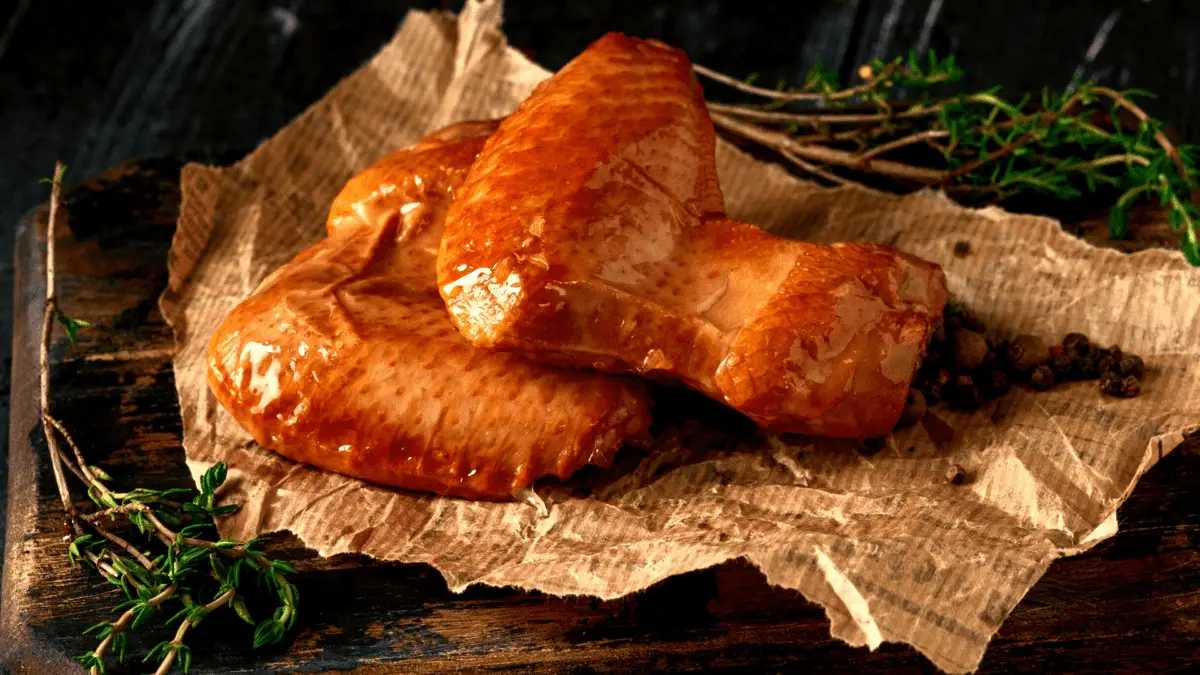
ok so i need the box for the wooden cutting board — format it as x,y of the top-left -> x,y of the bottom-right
2,159 -> 1197,674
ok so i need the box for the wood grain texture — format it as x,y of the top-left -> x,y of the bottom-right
1,157 -> 1197,674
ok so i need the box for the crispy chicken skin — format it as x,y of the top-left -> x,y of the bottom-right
207,121 -> 652,500
437,34 -> 947,437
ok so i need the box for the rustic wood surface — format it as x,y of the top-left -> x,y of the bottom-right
2,1 -> 1199,673
4,0 -> 1200,584
1,153 -> 1197,674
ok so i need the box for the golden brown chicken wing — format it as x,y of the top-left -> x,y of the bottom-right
207,121 -> 652,499
437,34 -> 947,438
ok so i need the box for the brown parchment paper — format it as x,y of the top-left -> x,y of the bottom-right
160,2 -> 1200,672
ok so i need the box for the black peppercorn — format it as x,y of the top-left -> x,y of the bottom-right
953,240 -> 971,257
898,389 -> 927,427
858,437 -> 886,455
1097,349 -> 1120,376
981,338 -> 997,368
923,343 -> 947,369
1118,354 -> 1145,379
1123,375 -> 1143,397
1006,334 -> 1049,373
1073,353 -> 1100,379
952,374 -> 982,409
1063,332 -> 1090,356
1029,364 -> 1055,391
952,329 -> 989,371
1101,374 -> 1143,398
1100,373 -> 1141,397
944,304 -> 986,333
982,369 -> 1011,398
1049,350 -> 1073,379
1099,371 -> 1121,395
961,312 -> 986,334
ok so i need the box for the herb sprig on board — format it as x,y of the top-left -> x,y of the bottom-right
38,163 -> 299,675
697,51 -> 1200,264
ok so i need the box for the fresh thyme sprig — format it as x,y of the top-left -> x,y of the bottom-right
38,162 -> 299,674
697,51 -> 1200,264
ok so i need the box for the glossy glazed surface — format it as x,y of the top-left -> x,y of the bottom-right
438,34 -> 948,437
207,121 -> 652,499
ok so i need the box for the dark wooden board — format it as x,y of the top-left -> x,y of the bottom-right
1,159 -> 1198,674
5,0 -> 1200,601
3,0 -> 1200,672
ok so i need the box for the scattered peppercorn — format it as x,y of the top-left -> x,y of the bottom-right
933,322 -> 947,345
898,389 -> 927,427
1049,350 -> 1074,379
1097,349 -> 1120,376
946,464 -> 969,485
953,240 -> 971,257
1122,375 -> 1143,397
1099,370 -> 1119,389
952,329 -> 989,371
953,307 -> 987,333
1072,352 -> 1100,379
908,305 -> 1146,430
936,368 -> 953,388
1063,332 -> 1090,356
1006,334 -> 1049,373
1029,364 -> 1055,391
858,437 -> 886,455
982,369 -> 1011,398
952,374 -> 983,409
1118,354 -> 1145,379
1100,373 -> 1142,398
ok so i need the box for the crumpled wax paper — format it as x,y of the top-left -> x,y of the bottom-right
160,2 -> 1200,672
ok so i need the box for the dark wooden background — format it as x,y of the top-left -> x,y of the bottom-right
2,1 -> 1199,672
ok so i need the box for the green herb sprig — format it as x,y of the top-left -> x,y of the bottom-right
38,163 -> 299,675
67,462 -> 299,675
697,52 -> 1200,264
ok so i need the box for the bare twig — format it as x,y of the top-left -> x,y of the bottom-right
40,161 -> 80,535
778,150 -> 853,187
694,63 -> 826,102
90,583 -> 180,670
90,521 -> 155,569
858,129 -> 951,161
1076,153 -> 1151,169
41,426 -> 91,486
710,111 -> 947,184
943,129 -> 1041,182
697,60 -> 908,105
153,588 -> 235,675
706,100 -> 940,125
35,160 -> 298,674
84,551 -> 124,581
1094,86 -> 1190,180
44,413 -> 105,489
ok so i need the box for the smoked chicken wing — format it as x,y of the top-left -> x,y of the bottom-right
437,34 -> 947,438
207,121 -> 652,499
